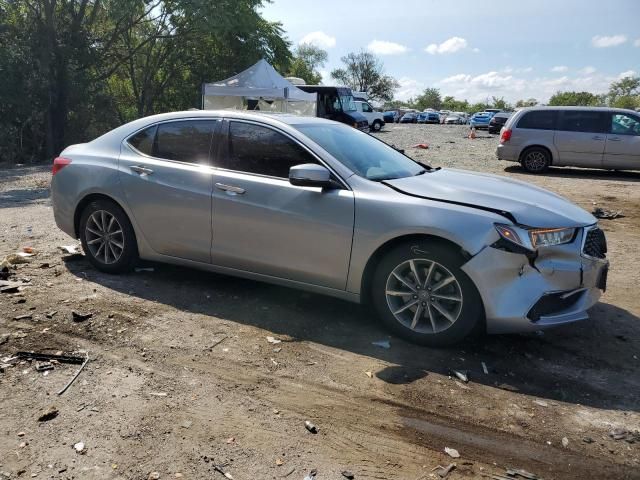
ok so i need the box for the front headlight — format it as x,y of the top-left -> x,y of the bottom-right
495,224 -> 576,251
529,227 -> 576,247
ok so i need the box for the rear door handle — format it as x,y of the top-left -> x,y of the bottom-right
608,137 -> 622,142
215,183 -> 245,195
130,165 -> 154,175
592,136 -> 605,141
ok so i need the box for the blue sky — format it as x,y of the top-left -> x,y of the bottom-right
261,0 -> 640,102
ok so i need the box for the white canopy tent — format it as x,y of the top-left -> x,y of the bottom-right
202,59 -> 317,116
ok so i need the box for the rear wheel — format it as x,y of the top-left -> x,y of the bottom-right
521,147 -> 550,173
79,199 -> 138,273
371,241 -> 483,346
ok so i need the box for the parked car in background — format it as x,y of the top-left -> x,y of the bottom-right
354,100 -> 385,131
51,110 -> 609,346
439,110 -> 451,124
497,106 -> 640,173
445,114 -> 464,125
383,111 -> 396,123
488,112 -> 512,134
454,112 -> 469,124
400,112 -> 418,123
297,85 -> 369,131
470,111 -> 496,129
485,108 -> 503,114
417,111 -> 440,124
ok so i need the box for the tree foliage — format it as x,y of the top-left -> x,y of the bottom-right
411,88 -> 442,111
608,75 -> 640,109
0,0 -> 292,164
548,91 -> 602,106
330,51 -> 399,102
515,98 -> 538,108
287,43 -> 327,85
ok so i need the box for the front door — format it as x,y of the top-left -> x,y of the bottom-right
554,110 -> 607,167
603,112 -> 640,170
211,120 -> 355,290
118,119 -> 220,263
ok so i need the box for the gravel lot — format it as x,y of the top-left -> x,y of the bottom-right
1,124 -> 639,480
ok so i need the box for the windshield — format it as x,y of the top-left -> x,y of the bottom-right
295,123 -> 425,181
339,94 -> 356,112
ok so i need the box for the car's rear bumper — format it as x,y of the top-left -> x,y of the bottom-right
496,143 -> 520,162
461,236 -> 609,334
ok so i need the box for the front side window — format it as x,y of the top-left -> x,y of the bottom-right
558,111 -> 606,133
295,123 -> 424,181
154,120 -> 218,163
517,110 -> 557,130
221,122 -> 318,178
339,94 -> 356,112
611,113 -> 640,136
362,103 -> 373,112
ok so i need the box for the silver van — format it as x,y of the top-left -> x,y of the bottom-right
496,106 -> 640,173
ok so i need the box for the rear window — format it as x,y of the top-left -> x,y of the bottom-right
558,111 -> 607,134
516,110 -> 557,130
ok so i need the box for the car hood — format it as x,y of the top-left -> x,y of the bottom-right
383,168 -> 596,227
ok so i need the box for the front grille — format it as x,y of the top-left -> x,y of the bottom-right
583,228 -> 607,259
528,291 -> 584,321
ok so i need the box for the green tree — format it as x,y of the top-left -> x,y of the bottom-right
330,51 -> 399,102
548,91 -> 601,106
491,96 -> 512,111
608,75 -> 640,109
287,43 -> 327,84
412,88 -> 442,111
441,96 -> 470,112
515,98 -> 538,108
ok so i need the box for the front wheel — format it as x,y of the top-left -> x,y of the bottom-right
79,198 -> 138,274
370,120 -> 382,132
371,241 -> 483,346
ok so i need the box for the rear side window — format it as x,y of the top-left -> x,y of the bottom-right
558,111 -> 606,133
128,126 -> 157,156
221,122 -> 318,178
517,110 -> 557,130
127,120 -> 218,164
155,120 -> 218,163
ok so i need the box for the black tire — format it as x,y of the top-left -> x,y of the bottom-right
371,241 -> 483,346
520,147 -> 551,173
370,120 -> 382,132
79,198 -> 138,274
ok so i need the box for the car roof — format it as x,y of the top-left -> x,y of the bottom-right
516,106 -> 637,114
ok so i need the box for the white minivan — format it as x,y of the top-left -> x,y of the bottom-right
354,100 -> 386,132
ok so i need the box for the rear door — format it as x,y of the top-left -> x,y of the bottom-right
603,112 -> 640,170
554,110 -> 607,167
119,119 -> 219,263
210,119 -> 355,290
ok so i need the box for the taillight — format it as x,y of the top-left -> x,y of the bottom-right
52,156 -> 72,175
500,129 -> 512,144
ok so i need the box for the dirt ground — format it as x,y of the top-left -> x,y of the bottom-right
1,124 -> 639,480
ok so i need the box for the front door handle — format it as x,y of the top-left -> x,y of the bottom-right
608,137 -> 622,142
592,136 -> 605,141
130,165 -> 154,175
215,183 -> 245,195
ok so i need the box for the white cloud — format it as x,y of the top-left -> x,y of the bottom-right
635,38 -> 640,47
619,70 -> 637,79
367,40 -> 408,55
441,74 -> 472,84
579,66 -> 597,75
472,47 -> 480,53
425,37 -> 468,55
395,77 -> 425,101
551,65 -> 568,73
299,31 -> 336,48
592,34 -> 627,48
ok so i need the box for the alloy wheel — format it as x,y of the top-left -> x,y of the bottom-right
85,210 -> 125,264
385,258 -> 463,334
524,151 -> 548,172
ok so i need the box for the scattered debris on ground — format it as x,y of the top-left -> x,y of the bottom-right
433,463 -> 456,478
37,406 -> 59,422
444,447 -> 460,458
371,339 -> 391,349
304,420 -> 318,434
592,207 -> 624,219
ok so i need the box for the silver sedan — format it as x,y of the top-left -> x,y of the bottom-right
51,111 -> 609,346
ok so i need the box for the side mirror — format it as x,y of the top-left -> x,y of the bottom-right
289,164 -> 335,188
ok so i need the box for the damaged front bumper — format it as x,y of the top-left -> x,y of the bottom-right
461,226 -> 609,334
